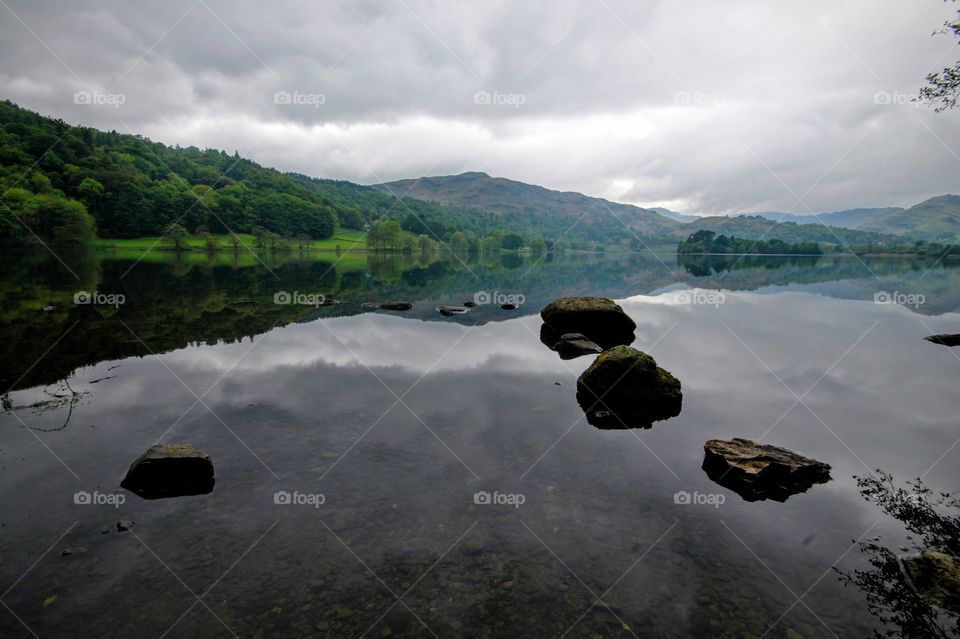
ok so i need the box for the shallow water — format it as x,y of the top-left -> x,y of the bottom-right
2,250 -> 959,638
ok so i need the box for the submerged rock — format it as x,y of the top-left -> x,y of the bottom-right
380,302 -> 412,311
437,306 -> 469,316
541,297 -> 635,348
702,438 -> 831,502
902,548 -> 960,614
576,345 -> 682,429
550,332 -> 603,360
500,303 -> 517,310
121,443 -> 215,499
924,334 -> 960,347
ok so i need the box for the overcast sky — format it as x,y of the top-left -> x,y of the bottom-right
1,0 -> 958,215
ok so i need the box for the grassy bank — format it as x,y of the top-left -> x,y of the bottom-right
92,228 -> 368,252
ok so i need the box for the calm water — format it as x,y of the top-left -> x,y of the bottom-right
2,249 -> 959,638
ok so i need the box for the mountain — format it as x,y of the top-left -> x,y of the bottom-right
372,172 -> 680,240
648,207 -> 700,223
856,195 -> 960,242
743,208 -> 905,228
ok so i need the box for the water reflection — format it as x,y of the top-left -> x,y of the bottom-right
837,472 -> 960,638
2,249 -> 960,637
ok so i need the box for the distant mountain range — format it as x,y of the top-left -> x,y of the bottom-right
375,171 -> 960,246
735,197 -> 960,242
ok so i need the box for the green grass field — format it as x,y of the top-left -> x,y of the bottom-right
92,228 -> 369,252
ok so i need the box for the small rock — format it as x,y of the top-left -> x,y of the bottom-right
552,333 -> 603,360
500,303 -> 517,310
116,520 -> 135,533
380,302 -> 412,311
42,305 -> 56,312
121,443 -> 215,499
436,306 -> 469,316
462,538 -> 486,555
463,301 -> 478,308
924,334 -> 960,347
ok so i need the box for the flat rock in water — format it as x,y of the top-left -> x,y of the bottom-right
541,297 -> 635,348
702,438 -> 831,502
902,548 -> 960,614
576,345 -> 682,428
924,334 -> 960,347
437,306 -> 469,316
380,302 -> 412,311
551,333 -> 603,360
121,443 -> 215,499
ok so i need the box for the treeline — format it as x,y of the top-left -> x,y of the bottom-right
367,218 -> 551,255
848,239 -> 960,257
0,100 -> 339,245
678,230 -> 823,255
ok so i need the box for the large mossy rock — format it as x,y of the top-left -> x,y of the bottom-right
541,297 -> 636,348
702,438 -> 831,502
121,443 -> 215,499
576,345 -> 682,429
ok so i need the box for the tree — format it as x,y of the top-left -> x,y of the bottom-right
502,233 -> 524,251
528,237 -> 547,255
450,231 -> 468,253
339,208 -> 363,230
379,219 -> 402,250
21,193 -> 95,246
418,234 -> 433,253
163,223 -> 190,251
921,1 -> 960,111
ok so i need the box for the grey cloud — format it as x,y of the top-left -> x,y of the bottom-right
0,0 -> 958,214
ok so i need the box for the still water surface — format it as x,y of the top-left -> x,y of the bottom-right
1,250 -> 959,638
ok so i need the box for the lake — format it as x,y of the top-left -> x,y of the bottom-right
1,249 -> 959,638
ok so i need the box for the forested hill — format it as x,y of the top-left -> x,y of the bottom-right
0,100 -> 507,247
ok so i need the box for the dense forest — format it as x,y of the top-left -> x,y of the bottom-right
678,230 -> 823,255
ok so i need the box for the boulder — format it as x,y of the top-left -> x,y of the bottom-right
380,302 -> 412,311
924,334 -> 960,347
437,306 -> 469,316
902,548 -> 960,614
541,297 -> 635,348
576,346 -> 682,428
702,438 -> 831,502
121,443 -> 215,499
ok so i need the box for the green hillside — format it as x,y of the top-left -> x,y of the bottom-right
0,101 -> 528,249
856,195 -> 960,241
373,171 -> 680,241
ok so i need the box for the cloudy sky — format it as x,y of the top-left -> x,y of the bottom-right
1,0 -> 958,215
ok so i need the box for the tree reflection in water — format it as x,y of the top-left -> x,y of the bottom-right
837,472 -> 960,638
